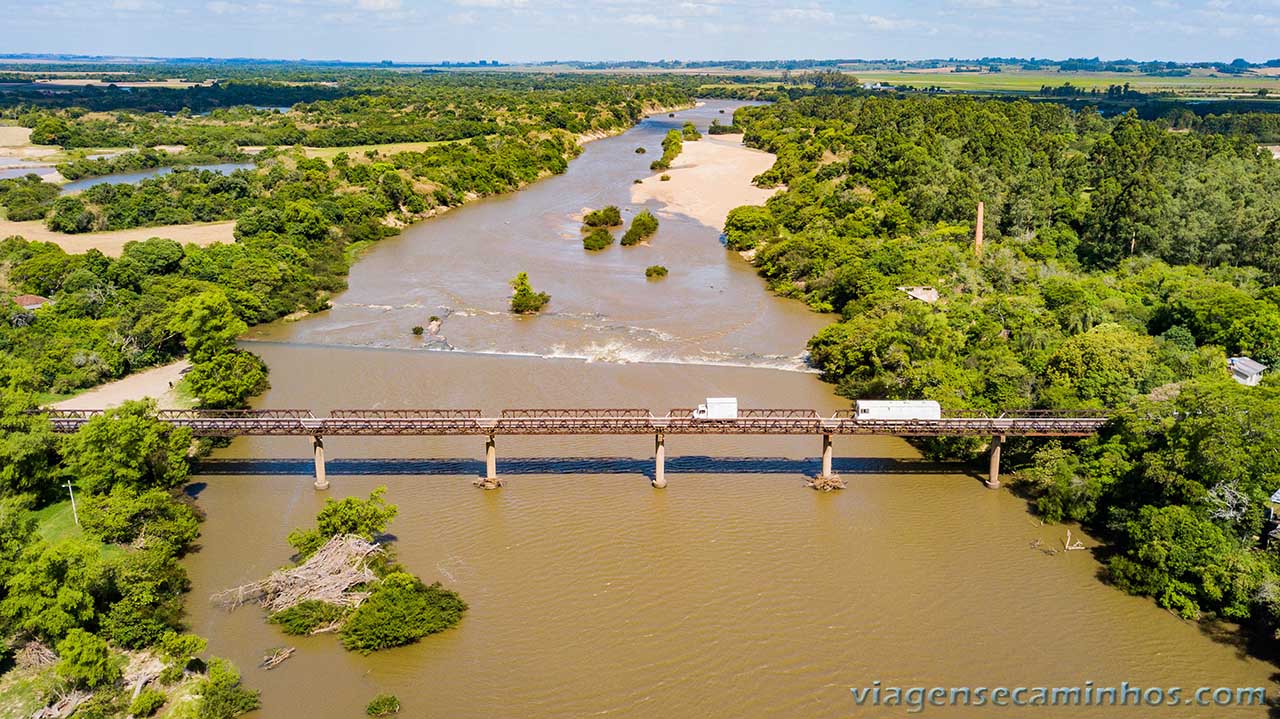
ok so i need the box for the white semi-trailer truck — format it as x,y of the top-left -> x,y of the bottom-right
693,397 -> 739,420
853,399 -> 942,420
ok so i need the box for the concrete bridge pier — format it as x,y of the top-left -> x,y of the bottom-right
821,433 -> 833,479
312,435 -> 328,491
653,433 -> 667,488
475,434 -> 502,489
986,434 -> 1004,489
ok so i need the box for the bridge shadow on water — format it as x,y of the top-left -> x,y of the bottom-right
194,455 -> 971,480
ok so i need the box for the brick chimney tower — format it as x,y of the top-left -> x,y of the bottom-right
974,201 -> 985,257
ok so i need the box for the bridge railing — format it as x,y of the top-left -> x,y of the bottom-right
499,409 -> 653,419
159,409 -> 316,419
330,409 -> 483,419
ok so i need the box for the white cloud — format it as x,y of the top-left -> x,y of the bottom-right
355,0 -> 400,9
769,6 -> 835,22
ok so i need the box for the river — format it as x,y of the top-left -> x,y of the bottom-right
183,100 -> 1279,718
59,162 -> 255,193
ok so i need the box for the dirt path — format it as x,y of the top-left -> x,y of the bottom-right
52,360 -> 190,410
0,219 -> 235,255
629,135 -> 779,230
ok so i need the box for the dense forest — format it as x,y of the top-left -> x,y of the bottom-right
725,95 -> 1280,634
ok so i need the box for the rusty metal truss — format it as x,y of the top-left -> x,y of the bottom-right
37,407 -> 1109,438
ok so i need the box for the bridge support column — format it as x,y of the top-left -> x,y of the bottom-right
311,436 -> 328,491
808,433 -> 845,491
821,433 -> 833,478
986,435 -> 1004,489
653,433 -> 667,488
474,435 -> 502,489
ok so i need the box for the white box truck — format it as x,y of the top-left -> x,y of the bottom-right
854,400 -> 942,420
693,397 -> 738,420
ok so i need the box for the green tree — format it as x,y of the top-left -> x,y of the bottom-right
62,400 -> 193,494
621,210 -> 659,246
0,392 -> 61,500
55,629 -> 121,689
582,228 -> 613,251
46,196 -> 96,234
167,291 -> 249,363
0,540 -> 100,642
722,205 -> 775,250
195,658 -> 260,719
185,350 -> 270,409
509,272 -> 550,314
339,573 -> 466,653
286,486 -> 399,559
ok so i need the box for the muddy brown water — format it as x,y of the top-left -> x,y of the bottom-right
184,101 -> 1278,718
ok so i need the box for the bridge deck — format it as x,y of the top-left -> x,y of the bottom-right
39,408 -> 1108,437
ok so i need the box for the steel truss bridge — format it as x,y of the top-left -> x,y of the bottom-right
41,407 -> 1110,490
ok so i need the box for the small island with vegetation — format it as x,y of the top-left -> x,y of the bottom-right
649,129 -> 683,170
645,265 -> 668,279
621,209 -> 659,246
509,272 -> 550,313
583,227 -> 614,251
218,488 -> 467,655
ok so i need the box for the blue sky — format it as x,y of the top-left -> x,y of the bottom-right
4,0 -> 1279,63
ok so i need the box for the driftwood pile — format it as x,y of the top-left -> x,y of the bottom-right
29,691 -> 90,719
15,640 -> 57,669
212,534 -> 381,614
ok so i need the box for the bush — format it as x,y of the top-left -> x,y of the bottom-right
681,121 -> 701,140
185,350 -> 270,410
56,630 -> 120,689
509,271 -> 550,314
195,658 -> 259,719
339,573 -> 467,653
287,487 -> 398,559
583,206 -> 622,227
621,210 -> 659,246
411,325 -> 424,336
660,174 -> 671,182
645,265 -> 668,279
269,600 -> 348,635
366,694 -> 401,717
129,688 -> 168,717
634,147 -> 646,154
582,228 -> 613,251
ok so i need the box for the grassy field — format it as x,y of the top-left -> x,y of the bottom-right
303,139 -> 454,160
855,69 -> 1280,96
31,499 -> 123,557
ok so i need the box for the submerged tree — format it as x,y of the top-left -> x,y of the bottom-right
509,272 -> 550,314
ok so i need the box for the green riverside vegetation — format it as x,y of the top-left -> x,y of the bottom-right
725,94 -> 1280,634
649,129 -> 683,171
508,272 -> 550,313
621,210 -> 659,246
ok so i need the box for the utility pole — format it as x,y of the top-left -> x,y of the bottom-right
65,481 -> 80,527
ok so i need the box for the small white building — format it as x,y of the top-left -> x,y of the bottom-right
897,286 -> 939,304
1228,356 -> 1267,386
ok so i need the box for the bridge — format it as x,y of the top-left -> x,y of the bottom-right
41,407 -> 1109,491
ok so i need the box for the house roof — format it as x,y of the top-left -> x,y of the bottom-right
1229,356 -> 1267,376
12,294 -> 51,308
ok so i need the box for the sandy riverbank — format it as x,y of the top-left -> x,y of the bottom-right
52,360 -> 190,410
630,135 -> 779,229
1267,145 -> 1280,160
0,219 -> 235,255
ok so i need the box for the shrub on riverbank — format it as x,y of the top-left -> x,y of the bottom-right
681,121 -> 701,140
621,210 -> 659,246
649,129 -> 682,170
509,272 -> 550,313
583,228 -> 614,251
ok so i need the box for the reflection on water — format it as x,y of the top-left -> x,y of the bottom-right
60,161 -> 254,193
183,101 -> 1280,718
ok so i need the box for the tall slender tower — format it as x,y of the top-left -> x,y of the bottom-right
974,201 -> 985,257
